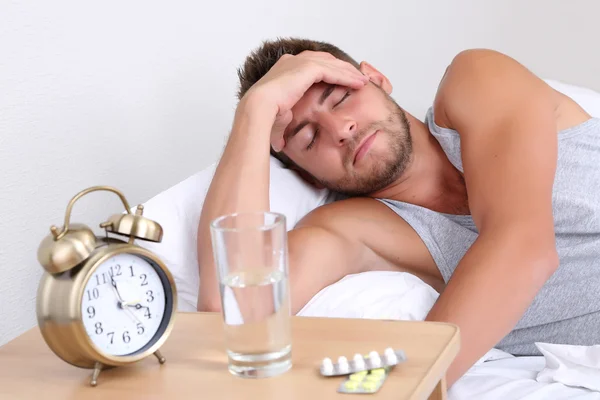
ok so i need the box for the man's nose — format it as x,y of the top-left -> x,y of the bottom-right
329,118 -> 357,145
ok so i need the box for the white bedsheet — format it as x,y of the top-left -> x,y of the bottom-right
451,354 -> 600,400
297,271 -> 600,400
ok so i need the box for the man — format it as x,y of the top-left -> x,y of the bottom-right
197,38 -> 600,386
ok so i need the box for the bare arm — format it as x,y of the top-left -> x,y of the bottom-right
286,198 -> 408,313
197,52 -> 369,311
427,49 -> 560,385
287,224 -> 367,314
196,100 -> 273,311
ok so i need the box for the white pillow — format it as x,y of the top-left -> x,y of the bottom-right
138,157 -> 332,311
298,271 -> 439,321
139,79 -> 600,312
545,79 -> 600,116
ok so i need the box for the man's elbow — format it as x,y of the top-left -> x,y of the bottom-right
492,228 -> 559,285
523,244 -> 559,286
541,248 -> 560,278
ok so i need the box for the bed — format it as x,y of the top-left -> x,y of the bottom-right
136,79 -> 600,399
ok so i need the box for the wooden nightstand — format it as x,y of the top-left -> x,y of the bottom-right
0,312 -> 459,399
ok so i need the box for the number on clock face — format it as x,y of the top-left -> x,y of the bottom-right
81,253 -> 167,356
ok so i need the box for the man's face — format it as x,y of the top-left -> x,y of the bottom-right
281,80 -> 412,196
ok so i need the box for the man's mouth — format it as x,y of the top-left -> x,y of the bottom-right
353,131 -> 378,165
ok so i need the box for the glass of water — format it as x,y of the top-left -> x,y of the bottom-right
210,211 -> 292,378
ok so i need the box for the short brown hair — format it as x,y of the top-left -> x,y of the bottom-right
236,37 -> 360,167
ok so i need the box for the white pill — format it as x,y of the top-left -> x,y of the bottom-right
368,351 -> 381,367
353,353 -> 365,369
338,356 -> 349,373
322,357 -> 334,374
385,352 -> 398,365
384,347 -> 395,357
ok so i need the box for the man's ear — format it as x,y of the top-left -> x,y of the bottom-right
359,61 -> 393,94
291,166 -> 325,189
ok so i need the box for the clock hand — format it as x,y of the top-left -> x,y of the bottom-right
120,299 -> 143,307
126,309 -> 144,325
126,303 -> 152,317
127,303 -> 149,311
118,302 -> 144,325
110,275 -> 126,303
110,276 -> 144,325
124,303 -> 151,325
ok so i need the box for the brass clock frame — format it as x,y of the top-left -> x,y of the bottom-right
36,186 -> 177,386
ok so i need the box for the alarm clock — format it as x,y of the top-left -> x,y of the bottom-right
36,186 -> 178,387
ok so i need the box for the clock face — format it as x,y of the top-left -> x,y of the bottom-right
80,253 -> 169,356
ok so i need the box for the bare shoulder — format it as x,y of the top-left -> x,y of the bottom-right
432,49 -> 553,129
432,49 -> 590,131
295,197 -> 408,237
295,197 -> 439,282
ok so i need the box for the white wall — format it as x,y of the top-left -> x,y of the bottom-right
1,0 -> 599,346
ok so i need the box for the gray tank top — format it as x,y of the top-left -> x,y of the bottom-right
379,107 -> 600,355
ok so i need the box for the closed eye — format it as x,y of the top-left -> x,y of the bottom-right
306,128 -> 319,151
304,89 -> 350,151
333,90 -> 351,108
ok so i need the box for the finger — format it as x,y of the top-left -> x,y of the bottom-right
271,135 -> 285,153
305,52 -> 366,80
336,62 -> 369,82
323,60 -> 368,83
318,66 -> 368,89
271,109 -> 293,152
300,50 -> 335,60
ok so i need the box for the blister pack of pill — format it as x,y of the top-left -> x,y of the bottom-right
319,348 -> 406,377
338,367 -> 391,394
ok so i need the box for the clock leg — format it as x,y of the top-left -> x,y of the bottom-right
154,350 -> 166,364
90,362 -> 103,387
